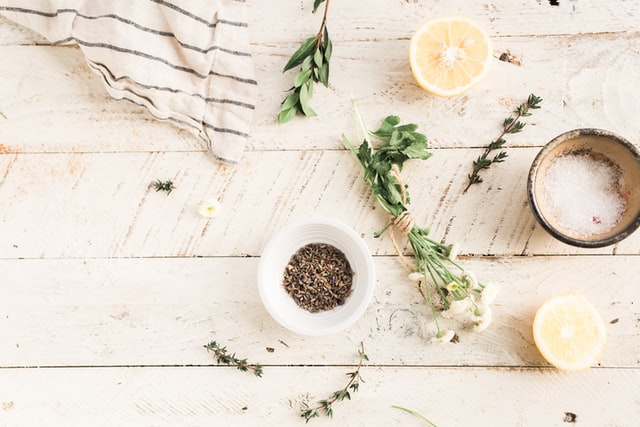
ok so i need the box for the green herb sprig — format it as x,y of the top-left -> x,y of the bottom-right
204,341 -> 264,377
344,100 -> 497,341
152,179 -> 175,194
392,405 -> 439,427
463,93 -> 542,192
278,0 -> 332,124
300,342 -> 368,423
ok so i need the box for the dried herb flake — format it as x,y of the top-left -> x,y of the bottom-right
283,243 -> 353,312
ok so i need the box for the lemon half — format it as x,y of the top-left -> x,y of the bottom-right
533,294 -> 607,371
409,16 -> 492,97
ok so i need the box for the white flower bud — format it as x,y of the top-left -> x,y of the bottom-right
445,281 -> 459,293
448,242 -> 461,260
441,298 -> 472,319
431,329 -> 455,344
408,272 -> 423,282
461,271 -> 478,289
472,307 -> 493,332
480,282 -> 500,305
473,304 -> 488,318
198,199 -> 221,218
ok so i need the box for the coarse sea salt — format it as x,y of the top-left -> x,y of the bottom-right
542,153 -> 626,236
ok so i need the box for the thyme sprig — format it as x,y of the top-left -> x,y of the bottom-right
278,0 -> 332,124
204,341 -> 264,377
300,342 -> 368,423
463,93 -> 542,192
343,100 -> 497,342
152,179 -> 175,194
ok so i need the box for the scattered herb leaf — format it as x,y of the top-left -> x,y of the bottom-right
204,341 -> 264,377
278,0 -> 332,124
463,93 -> 542,192
300,342 -> 367,422
392,405 -> 439,427
152,179 -> 175,194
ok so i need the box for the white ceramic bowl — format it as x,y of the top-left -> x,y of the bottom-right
257,217 -> 376,336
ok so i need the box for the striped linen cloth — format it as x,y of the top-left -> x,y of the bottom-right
0,0 -> 258,163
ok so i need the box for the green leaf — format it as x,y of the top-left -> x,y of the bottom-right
278,106 -> 297,124
384,181 -> 403,205
357,141 -> 373,167
371,116 -> 401,139
299,82 -> 317,117
301,54 -> 313,72
281,92 -> 299,110
401,142 -> 432,160
313,48 -> 323,69
323,28 -> 332,60
312,0 -> 326,13
294,69 -> 312,88
283,36 -> 317,72
318,62 -> 329,86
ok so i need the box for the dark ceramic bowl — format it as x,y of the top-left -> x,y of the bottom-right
528,128 -> 640,248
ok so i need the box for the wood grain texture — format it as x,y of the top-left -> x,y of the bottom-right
1,150 -> 639,259
0,366 -> 637,427
0,256 -> 637,368
0,34 -> 638,153
1,1 -> 639,425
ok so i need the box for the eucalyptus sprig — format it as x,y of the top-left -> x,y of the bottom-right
463,93 -> 542,192
300,342 -> 368,422
204,341 -> 264,377
343,100 -> 499,342
152,179 -> 175,194
278,0 -> 333,124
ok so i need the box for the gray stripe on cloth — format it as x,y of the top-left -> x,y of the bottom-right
0,0 -> 258,164
0,6 -> 252,56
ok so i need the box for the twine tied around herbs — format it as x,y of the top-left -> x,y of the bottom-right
387,165 -> 417,272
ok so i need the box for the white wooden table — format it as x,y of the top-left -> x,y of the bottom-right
1,1 -> 639,425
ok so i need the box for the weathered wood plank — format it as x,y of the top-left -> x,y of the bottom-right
1,150 -> 639,259
0,366 -> 637,426
0,32 -> 638,153
1,1 -> 639,45
247,0 -> 640,41
0,256 -> 637,368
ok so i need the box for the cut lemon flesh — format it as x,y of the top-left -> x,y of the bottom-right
533,294 -> 607,371
409,16 -> 492,97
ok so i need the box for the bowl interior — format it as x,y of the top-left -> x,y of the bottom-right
257,217 -> 375,335
529,129 -> 640,247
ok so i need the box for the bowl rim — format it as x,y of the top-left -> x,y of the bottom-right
256,216 -> 376,335
527,128 -> 640,248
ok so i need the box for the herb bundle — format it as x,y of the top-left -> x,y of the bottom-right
343,100 -> 498,342
278,0 -> 333,124
463,93 -> 542,192
204,340 -> 264,377
300,342 -> 368,422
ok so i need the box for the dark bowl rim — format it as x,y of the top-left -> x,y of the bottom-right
527,128 -> 640,248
